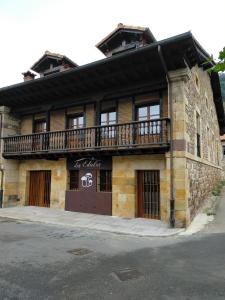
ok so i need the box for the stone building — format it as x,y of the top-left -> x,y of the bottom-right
0,24 -> 224,227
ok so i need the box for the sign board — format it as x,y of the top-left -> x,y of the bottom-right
67,157 -> 112,171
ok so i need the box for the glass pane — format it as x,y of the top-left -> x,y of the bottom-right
138,107 -> 147,119
78,117 -> 84,128
150,105 -> 160,119
101,113 -> 107,123
109,112 -> 116,122
34,120 -> 46,133
43,122 -> 47,132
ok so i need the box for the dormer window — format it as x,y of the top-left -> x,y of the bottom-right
30,51 -> 78,77
96,23 -> 156,57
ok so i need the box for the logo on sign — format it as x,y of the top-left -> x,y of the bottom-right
81,173 -> 93,188
74,158 -> 102,169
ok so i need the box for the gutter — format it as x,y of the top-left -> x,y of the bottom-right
158,45 -> 175,228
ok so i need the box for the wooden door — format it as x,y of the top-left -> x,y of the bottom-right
136,104 -> 161,145
29,171 -> 51,207
33,119 -> 47,151
100,111 -> 117,147
137,170 -> 160,219
66,115 -> 84,149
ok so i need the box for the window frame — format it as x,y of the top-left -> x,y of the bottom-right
99,170 -> 112,192
135,102 -> 161,135
136,103 -> 160,122
100,110 -> 117,139
69,170 -> 79,190
66,113 -> 84,130
196,112 -> 201,158
33,118 -> 47,133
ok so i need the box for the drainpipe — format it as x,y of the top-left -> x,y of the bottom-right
158,45 -> 175,228
0,112 -> 4,208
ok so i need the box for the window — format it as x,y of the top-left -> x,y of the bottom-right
67,114 -> 84,129
207,127 -> 210,161
196,112 -> 201,157
100,111 -> 117,138
69,170 -> 79,190
99,170 -> 112,192
34,119 -> 47,133
195,74 -> 199,90
137,104 -> 160,121
101,111 -> 116,125
137,104 -> 160,135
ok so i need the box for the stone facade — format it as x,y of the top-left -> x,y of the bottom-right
168,66 -> 223,226
187,159 -> 221,219
0,107 -> 20,207
18,159 -> 67,209
112,155 -> 168,221
0,65 -> 223,227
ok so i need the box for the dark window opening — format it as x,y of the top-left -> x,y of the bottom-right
69,170 -> 79,190
99,170 -> 112,192
196,112 -> 201,157
34,119 -> 47,133
67,114 -> 84,129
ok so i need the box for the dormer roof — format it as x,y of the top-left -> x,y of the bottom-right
31,51 -> 78,74
96,23 -> 156,56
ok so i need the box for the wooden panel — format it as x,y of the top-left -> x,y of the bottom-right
29,171 -> 51,207
85,104 -> 95,127
21,115 -> 33,135
135,93 -> 160,105
34,113 -> 46,120
50,109 -> 65,131
118,98 -> 133,123
67,106 -> 83,115
101,100 -> 116,111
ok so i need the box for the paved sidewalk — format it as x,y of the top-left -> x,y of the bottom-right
0,206 -> 183,237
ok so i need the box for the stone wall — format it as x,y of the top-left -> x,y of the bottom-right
184,66 -> 222,163
18,158 -> 67,209
112,154 -> 168,221
184,66 -> 223,220
168,66 -> 223,226
187,159 -> 222,220
0,107 -> 21,207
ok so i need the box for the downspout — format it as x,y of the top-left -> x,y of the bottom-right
158,45 -> 175,228
0,112 -> 4,208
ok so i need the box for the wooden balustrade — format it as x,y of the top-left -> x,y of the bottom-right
2,118 -> 170,156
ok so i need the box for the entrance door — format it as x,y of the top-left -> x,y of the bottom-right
137,170 -> 160,219
29,171 -> 51,207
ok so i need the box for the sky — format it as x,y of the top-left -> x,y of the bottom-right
0,0 -> 224,87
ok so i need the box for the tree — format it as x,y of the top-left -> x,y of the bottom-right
219,73 -> 225,101
208,47 -> 225,73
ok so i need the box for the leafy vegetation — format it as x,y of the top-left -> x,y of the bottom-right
208,48 -> 225,73
212,180 -> 225,196
219,73 -> 225,101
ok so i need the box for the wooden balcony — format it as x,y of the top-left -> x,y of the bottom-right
2,118 -> 170,159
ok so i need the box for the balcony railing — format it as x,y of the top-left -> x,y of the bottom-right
2,118 -> 170,157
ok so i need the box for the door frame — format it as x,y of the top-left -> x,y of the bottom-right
136,170 -> 160,219
28,170 -> 51,207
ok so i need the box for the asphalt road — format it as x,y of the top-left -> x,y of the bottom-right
0,197 -> 225,300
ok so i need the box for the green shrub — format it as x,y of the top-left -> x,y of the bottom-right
212,180 -> 225,196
